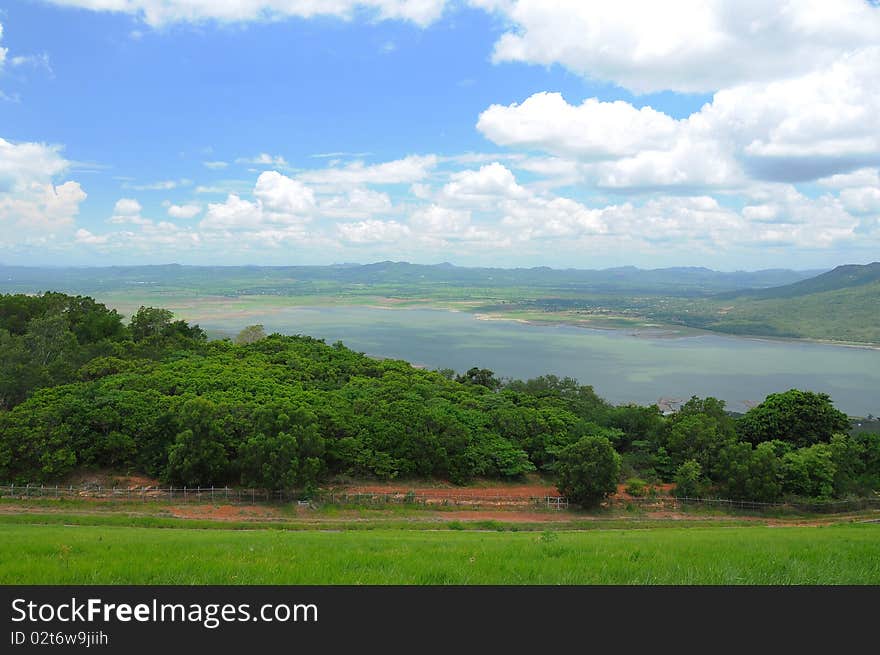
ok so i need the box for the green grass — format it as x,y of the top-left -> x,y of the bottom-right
1,522 -> 877,584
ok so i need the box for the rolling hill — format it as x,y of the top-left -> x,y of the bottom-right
686,263 -> 880,343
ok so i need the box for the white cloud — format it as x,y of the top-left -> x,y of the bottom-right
441,162 -> 528,204
108,197 -> 153,225
478,93 -> 679,160
0,137 -> 86,235
124,178 -> 192,191
10,52 -> 53,74
253,170 -> 315,215
319,188 -> 392,218
113,198 -> 142,215
479,47 -> 880,190
76,221 -> 201,252
166,203 -> 203,219
237,153 -> 289,168
409,205 -> 471,234
337,219 -> 411,243
298,155 -> 437,188
817,168 -> 880,189
471,0 -> 880,94
0,24 -> 9,71
43,0 -> 448,27
201,194 -> 264,231
75,228 -> 109,245
839,187 -> 880,215
203,161 -> 229,170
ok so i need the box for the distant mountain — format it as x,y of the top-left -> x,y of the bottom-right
0,262 -> 822,297
715,262 -> 880,300
689,263 -> 880,344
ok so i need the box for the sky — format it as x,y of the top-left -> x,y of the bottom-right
1,1 -> 879,270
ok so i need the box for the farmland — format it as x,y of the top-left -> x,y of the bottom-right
1,514 -> 877,584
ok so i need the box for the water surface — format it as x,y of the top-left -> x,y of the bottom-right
202,306 -> 879,415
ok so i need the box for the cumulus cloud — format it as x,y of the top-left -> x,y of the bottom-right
43,0 -> 448,28
441,162 -> 528,204
0,137 -> 86,235
253,171 -> 315,215
77,222 -> 201,252
337,219 -> 411,243
478,93 -> 680,160
471,0 -> 880,94
113,198 -> 142,215
319,188 -> 392,218
166,203 -> 203,219
817,168 -> 880,189
478,46 -> 880,189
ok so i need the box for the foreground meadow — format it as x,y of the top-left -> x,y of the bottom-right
2,521 -> 877,585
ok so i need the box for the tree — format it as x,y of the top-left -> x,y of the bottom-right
552,435 -> 621,508
164,398 -> 229,485
714,441 -> 782,502
737,389 -> 850,448
781,444 -> 836,500
664,413 -> 735,475
166,429 -> 228,486
673,460 -> 705,498
235,324 -> 267,345
456,367 -> 501,390
129,307 -> 174,342
238,432 -> 300,489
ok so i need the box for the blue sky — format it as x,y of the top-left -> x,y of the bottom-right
1,1 -> 879,269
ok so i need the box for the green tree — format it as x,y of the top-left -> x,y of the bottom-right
664,413 -> 735,475
456,367 -> 501,390
673,460 -> 706,498
165,398 -> 229,486
552,435 -> 621,508
781,444 -> 837,499
737,389 -> 850,448
238,432 -> 300,489
129,307 -> 174,342
235,324 -> 267,345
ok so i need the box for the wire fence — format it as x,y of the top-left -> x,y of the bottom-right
609,495 -> 880,514
0,483 -> 877,514
0,484 -> 569,509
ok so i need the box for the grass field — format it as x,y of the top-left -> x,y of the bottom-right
2,519 -> 877,585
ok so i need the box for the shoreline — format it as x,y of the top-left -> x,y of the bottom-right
465,307 -> 880,350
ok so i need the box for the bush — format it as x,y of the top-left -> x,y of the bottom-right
781,443 -> 836,500
624,477 -> 648,497
553,435 -> 621,508
673,460 -> 706,498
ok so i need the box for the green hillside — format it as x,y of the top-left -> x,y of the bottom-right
683,264 -> 880,343
715,262 -> 880,300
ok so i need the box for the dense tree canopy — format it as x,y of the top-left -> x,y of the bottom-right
0,293 -> 877,503
737,390 -> 851,447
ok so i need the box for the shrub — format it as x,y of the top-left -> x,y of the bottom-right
553,435 -> 621,508
625,477 -> 648,497
673,460 -> 706,498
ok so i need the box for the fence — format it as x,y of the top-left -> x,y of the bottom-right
0,484 -> 569,510
609,495 -> 880,514
1,483 -> 877,514
0,484 -> 300,504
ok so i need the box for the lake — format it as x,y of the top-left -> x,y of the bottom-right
188,304 -> 879,416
